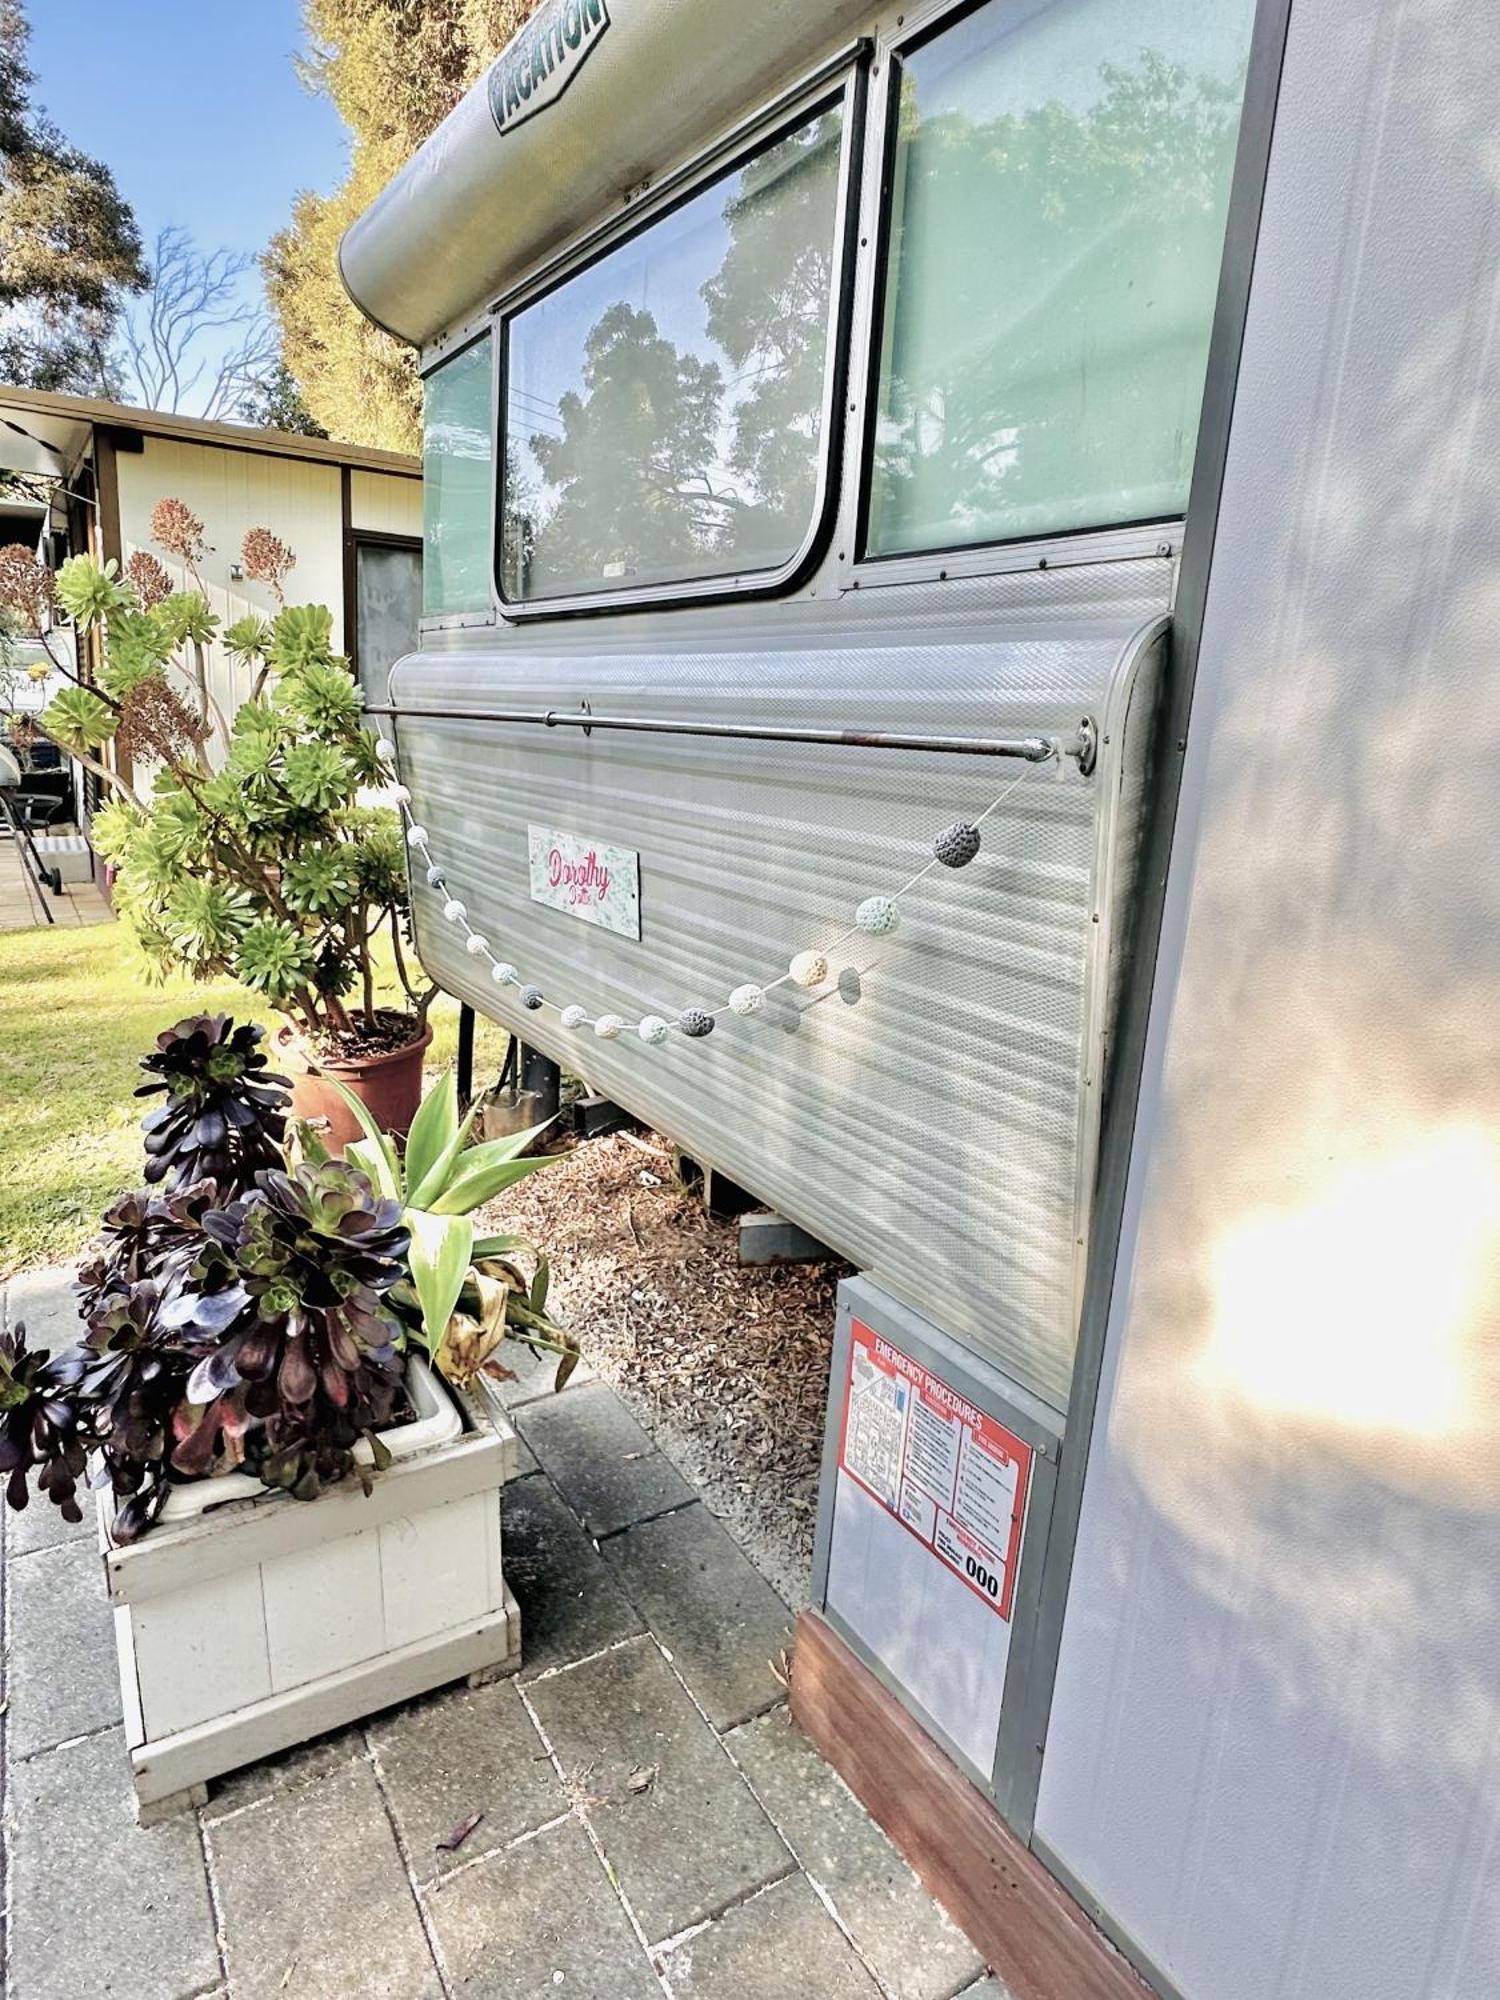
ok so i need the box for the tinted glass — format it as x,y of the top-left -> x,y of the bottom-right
355,542 -> 422,703
502,104 -> 845,601
423,335 -> 493,615
866,0 -> 1255,558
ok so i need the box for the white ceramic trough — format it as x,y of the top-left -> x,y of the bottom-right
98,1358 -> 520,1822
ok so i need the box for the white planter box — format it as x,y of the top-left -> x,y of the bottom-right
99,1359 -> 521,1821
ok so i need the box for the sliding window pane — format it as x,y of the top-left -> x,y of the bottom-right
866,0 -> 1255,558
503,104 -> 844,602
423,335 -> 493,616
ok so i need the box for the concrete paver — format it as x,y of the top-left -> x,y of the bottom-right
516,1379 -> 695,1536
527,1634 -> 792,1943
8,1534 -> 122,1758
602,1500 -> 793,1729
369,1677 -> 561,1881
504,1469 -> 648,1677
9,1726 -> 220,2000
657,1874 -> 882,1999
206,1757 -> 443,2000
727,1705 -> 984,2000
424,1817 -> 662,1999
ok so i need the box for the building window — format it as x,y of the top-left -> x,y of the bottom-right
423,334 -> 493,616
354,539 -> 422,703
501,98 -> 848,606
864,0 -> 1256,561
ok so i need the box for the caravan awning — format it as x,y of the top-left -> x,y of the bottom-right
339,0 -> 874,351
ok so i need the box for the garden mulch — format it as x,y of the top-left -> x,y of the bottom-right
477,1127 -> 851,1603
0,1264 -> 1006,2000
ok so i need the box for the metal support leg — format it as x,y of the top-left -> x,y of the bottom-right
520,1043 -> 561,1122
457,1003 -> 476,1110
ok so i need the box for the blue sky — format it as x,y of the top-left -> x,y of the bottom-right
28,0 -> 347,263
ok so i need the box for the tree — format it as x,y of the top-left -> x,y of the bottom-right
105,228 -> 281,423
267,0 -> 538,453
236,360 -> 328,438
0,0 -> 148,390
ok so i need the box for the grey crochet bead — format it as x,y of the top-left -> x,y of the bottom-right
933,820 -> 981,868
678,1008 -> 715,1039
425,865 -> 446,889
520,985 -> 545,1011
855,895 -> 900,936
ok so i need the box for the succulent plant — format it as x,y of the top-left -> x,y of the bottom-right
136,1015 -> 290,1192
165,1161 -> 410,1500
0,1323 -> 89,1523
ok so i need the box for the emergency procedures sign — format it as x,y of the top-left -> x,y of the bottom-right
838,1321 -> 1031,1621
824,1318 -> 1035,1779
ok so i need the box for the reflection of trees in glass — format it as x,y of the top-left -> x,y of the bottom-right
509,112 -> 842,597
869,51 -> 1247,552
522,303 -> 726,586
703,114 -> 842,568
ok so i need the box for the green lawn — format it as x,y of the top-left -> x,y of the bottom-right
0,922 -> 508,1276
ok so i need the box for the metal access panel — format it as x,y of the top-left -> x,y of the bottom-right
811,1275 -> 1062,1826
391,567 -> 1166,1417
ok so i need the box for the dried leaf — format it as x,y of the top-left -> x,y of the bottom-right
436,1811 -> 484,1853
625,1763 -> 658,1796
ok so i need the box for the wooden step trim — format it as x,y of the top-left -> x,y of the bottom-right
790,1610 -> 1152,2000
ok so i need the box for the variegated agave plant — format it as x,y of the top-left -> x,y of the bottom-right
321,1070 -> 580,1393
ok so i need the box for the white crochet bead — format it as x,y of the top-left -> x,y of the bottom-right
491,961 -> 519,986
442,899 -> 467,923
789,951 -> 828,988
593,1013 -> 624,1040
425,865 -> 445,888
389,784 -> 411,805
855,896 -> 900,936
464,933 -> 489,956
638,1015 -> 670,1046
728,983 -> 764,1017
406,825 -> 428,847
376,738 -> 397,763
560,1005 -> 588,1030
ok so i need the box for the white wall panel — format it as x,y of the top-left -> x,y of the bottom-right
1036,3 -> 1500,1996
115,437 -> 344,759
350,468 -> 421,539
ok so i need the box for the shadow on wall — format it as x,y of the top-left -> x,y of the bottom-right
1039,3 -> 1500,1996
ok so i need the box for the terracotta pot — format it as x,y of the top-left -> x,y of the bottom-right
275,1020 -> 433,1152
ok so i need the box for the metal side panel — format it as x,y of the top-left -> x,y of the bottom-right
389,561 -> 1167,1415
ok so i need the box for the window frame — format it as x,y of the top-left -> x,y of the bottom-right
491,58 -> 868,621
851,0 -> 1242,576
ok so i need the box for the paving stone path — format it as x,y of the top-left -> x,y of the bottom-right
0,1268 -> 1010,2000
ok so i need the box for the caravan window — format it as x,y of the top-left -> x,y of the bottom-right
501,101 -> 847,605
423,334 -> 493,616
864,0 -> 1255,559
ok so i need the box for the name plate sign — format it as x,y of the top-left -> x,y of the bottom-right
527,825 -> 640,939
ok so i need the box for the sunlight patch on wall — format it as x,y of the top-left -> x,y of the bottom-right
1201,1123 -> 1500,1436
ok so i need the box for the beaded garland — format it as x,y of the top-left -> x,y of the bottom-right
376,735 -> 1052,1048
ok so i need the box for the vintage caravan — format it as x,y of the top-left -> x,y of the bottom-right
343,0 -> 1500,1994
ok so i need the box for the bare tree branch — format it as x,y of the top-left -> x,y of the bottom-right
107,226 -> 280,421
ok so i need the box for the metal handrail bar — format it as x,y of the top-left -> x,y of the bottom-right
365,702 -> 1096,770
0,791 -> 58,924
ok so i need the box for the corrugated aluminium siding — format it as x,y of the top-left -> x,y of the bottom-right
391,560 -> 1165,1413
